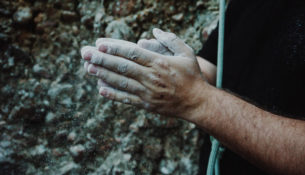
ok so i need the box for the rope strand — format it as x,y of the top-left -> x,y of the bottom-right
206,0 -> 226,174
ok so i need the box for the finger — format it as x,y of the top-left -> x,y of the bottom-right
97,79 -> 111,89
152,28 -> 193,57
137,39 -> 159,52
99,86 -> 147,107
96,38 -> 138,48
137,39 -> 173,56
95,38 -> 161,66
81,46 -> 95,61
84,61 -> 89,70
88,64 -> 146,95
81,46 -> 147,80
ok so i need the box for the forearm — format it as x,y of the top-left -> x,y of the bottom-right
186,83 -> 305,175
84,31 -> 304,174
196,56 -> 216,85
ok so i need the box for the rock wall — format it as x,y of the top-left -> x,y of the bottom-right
0,0 -> 218,174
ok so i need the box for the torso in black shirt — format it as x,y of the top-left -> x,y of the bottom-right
198,0 -> 305,174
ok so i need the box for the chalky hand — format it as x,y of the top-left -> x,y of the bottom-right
81,28 -> 207,118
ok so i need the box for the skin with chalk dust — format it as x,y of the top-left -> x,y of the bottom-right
0,0 -> 218,174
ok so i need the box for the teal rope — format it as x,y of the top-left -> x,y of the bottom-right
216,0 -> 225,88
206,0 -> 226,175
207,138 -> 220,175
215,145 -> 225,175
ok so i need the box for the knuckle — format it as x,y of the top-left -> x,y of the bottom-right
149,72 -> 159,80
101,87 -> 112,99
147,72 -> 157,81
169,70 -> 177,78
97,70 -> 106,79
96,70 -> 102,77
119,80 -> 129,89
104,88 -> 115,99
107,43 -> 118,55
151,78 -> 161,85
147,71 -> 166,88
128,47 -> 139,60
117,63 -> 128,73
107,91 -> 114,99
147,74 -> 167,92
91,53 -> 103,65
154,58 -> 169,69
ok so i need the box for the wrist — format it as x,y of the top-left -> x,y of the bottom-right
196,56 -> 217,85
179,79 -> 215,125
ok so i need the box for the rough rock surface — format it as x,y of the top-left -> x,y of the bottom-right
0,0 -> 218,174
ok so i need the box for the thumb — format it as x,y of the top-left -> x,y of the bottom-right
152,28 -> 194,57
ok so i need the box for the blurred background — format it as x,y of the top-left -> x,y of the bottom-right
0,0 -> 218,174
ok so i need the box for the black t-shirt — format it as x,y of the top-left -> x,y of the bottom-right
198,0 -> 305,174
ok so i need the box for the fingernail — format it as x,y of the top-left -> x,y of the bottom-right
98,44 -> 108,53
83,51 -> 92,61
99,87 -> 108,97
89,64 -> 98,74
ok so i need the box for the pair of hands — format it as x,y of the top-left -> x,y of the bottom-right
80,28 -> 209,119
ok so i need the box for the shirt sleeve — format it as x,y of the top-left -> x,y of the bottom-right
197,26 -> 218,65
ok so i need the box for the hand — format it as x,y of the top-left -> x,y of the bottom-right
80,29 -> 208,119
137,33 -> 217,85
90,31 -> 175,91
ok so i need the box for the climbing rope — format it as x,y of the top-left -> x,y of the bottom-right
206,0 -> 226,175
